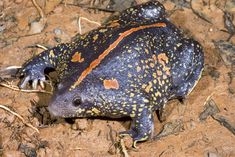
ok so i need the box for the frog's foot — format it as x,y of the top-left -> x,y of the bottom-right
119,129 -> 149,148
19,67 -> 46,89
120,110 -> 154,148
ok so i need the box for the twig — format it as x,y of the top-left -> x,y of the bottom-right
119,138 -> 129,157
0,82 -> 52,95
78,17 -> 101,34
212,114 -> 235,135
0,104 -> 39,133
190,0 -> 212,24
36,44 -> 48,50
31,0 -> 45,19
203,92 -> 214,106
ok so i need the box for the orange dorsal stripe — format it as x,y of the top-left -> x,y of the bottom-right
70,22 -> 166,90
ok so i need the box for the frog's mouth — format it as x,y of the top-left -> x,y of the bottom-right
47,104 -> 80,118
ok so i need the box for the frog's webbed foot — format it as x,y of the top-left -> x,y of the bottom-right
119,110 -> 154,148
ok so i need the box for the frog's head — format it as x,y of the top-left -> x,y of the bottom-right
48,74 -> 103,118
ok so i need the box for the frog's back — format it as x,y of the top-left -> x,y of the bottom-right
58,1 -> 175,80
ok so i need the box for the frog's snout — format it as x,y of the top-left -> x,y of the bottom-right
47,103 -> 60,117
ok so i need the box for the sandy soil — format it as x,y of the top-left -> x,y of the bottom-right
0,0 -> 235,156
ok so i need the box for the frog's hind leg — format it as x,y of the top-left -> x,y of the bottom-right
171,39 -> 204,98
119,1 -> 166,24
119,108 -> 154,148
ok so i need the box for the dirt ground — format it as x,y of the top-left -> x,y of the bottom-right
0,0 -> 235,156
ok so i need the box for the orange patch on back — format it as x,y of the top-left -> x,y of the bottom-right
157,53 -> 169,63
71,52 -> 84,63
157,53 -> 170,75
103,79 -> 119,90
70,22 -> 167,90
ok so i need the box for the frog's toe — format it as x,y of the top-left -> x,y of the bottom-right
119,130 -> 135,138
19,70 -> 46,89
19,75 -> 30,89
132,134 -> 149,148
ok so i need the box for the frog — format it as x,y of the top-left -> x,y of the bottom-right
19,0 -> 204,147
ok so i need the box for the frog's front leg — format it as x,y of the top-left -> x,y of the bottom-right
120,108 -> 154,148
19,43 -> 71,89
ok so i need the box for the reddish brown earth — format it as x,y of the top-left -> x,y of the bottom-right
0,0 -> 235,156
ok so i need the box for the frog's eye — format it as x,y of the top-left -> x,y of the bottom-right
73,97 -> 82,107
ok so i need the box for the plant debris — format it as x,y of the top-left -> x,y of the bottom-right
199,98 -> 220,121
223,11 -> 235,41
213,40 -> 235,66
212,114 -> 235,136
18,144 -> 37,157
190,0 -> 212,24
0,104 -> 39,133
153,119 -> 184,140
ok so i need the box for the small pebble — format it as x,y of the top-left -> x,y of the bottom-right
54,28 -> 63,36
207,152 -> 219,157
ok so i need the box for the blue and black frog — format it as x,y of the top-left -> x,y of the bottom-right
19,1 -> 204,147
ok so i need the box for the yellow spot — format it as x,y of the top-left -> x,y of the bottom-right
132,105 -> 137,111
153,73 -> 157,78
145,48 -> 149,54
157,70 -> 162,76
99,29 -> 107,33
130,113 -> 135,117
150,63 -> 155,68
136,66 -> 141,72
76,108 -> 85,113
128,64 -> 133,68
143,99 -> 149,103
92,108 -> 100,114
153,79 -> 157,84
158,78 -> 162,86
93,34 -> 99,41
155,92 -> 161,97
130,93 -> 135,97
86,110 -> 92,114
49,50 -> 55,58
142,84 -> 147,89
138,108 -> 143,112
145,82 -> 152,93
